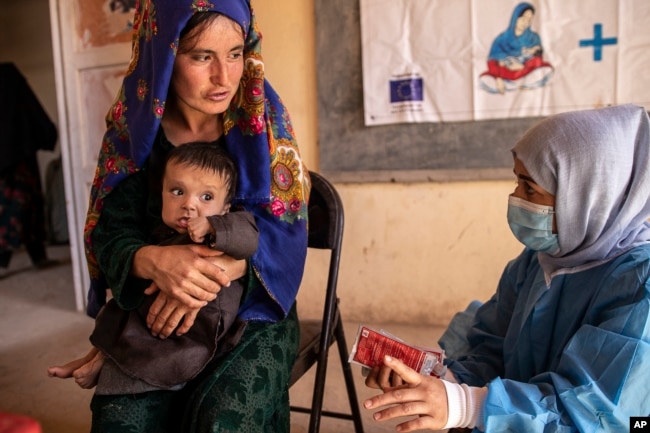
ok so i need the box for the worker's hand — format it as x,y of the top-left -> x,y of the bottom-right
363,356 -> 449,432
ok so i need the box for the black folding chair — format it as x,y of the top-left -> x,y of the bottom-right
289,171 -> 364,433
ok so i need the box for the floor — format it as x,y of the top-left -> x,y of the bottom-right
0,246 -> 446,433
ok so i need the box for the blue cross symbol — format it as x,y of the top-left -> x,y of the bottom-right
579,24 -> 617,61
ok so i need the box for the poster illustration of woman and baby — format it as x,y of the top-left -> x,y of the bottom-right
479,2 -> 554,94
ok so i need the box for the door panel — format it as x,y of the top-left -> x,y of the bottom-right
50,0 -> 133,311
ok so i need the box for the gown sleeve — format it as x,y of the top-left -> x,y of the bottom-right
447,247 -> 650,432
445,252 -> 524,387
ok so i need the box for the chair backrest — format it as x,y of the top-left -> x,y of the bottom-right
290,172 -> 364,433
305,170 -> 344,354
306,171 -> 344,252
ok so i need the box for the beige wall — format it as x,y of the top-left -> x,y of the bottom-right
255,0 -> 524,327
0,0 -> 58,123
8,0 -> 525,327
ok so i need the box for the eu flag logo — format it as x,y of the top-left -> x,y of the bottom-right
389,78 -> 424,103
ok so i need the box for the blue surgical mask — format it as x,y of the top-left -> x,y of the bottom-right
507,196 -> 560,254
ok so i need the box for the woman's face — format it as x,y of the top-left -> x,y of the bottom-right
511,157 -> 555,206
512,156 -> 557,232
515,9 -> 533,35
170,15 -> 245,119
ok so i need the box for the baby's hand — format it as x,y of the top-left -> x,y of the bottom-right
187,217 -> 213,244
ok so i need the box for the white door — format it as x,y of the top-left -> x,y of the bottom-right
49,0 -> 134,311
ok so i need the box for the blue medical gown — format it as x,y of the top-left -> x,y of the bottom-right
444,245 -> 650,432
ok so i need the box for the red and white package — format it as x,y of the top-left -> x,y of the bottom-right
348,325 -> 446,378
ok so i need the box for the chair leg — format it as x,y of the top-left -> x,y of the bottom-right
308,332 -> 333,433
335,318 -> 365,433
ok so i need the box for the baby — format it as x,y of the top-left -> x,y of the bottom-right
48,141 -> 258,393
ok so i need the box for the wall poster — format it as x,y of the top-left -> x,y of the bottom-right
360,0 -> 650,126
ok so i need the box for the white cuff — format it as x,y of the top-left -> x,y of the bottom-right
441,380 -> 488,430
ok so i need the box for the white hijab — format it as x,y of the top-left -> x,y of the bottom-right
512,104 -> 650,277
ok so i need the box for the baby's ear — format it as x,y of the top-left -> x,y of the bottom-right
222,203 -> 231,214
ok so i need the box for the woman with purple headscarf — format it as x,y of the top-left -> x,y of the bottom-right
51,1 -> 309,431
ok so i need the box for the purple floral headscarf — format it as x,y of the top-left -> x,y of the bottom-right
85,0 -> 310,320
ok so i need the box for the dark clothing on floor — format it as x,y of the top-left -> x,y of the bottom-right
0,63 -> 57,268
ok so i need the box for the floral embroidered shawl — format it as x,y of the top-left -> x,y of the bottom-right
84,0 -> 309,321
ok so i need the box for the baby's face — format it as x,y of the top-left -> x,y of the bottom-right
161,161 -> 230,233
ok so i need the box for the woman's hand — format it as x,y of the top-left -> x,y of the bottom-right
363,356 -> 449,432
134,244 -> 228,303
144,286 -> 201,338
132,244 -> 246,338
